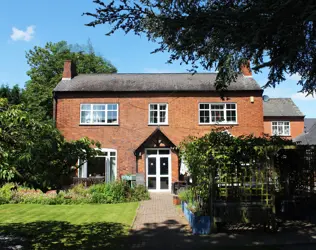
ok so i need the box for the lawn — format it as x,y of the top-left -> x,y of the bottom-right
0,203 -> 138,249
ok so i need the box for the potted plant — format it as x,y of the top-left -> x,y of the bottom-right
178,189 -> 211,235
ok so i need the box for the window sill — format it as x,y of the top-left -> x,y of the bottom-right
198,123 -> 239,126
79,124 -> 119,126
148,124 -> 169,126
272,135 -> 291,137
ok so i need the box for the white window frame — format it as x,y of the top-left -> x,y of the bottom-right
78,148 -> 117,182
271,121 -> 291,136
80,103 -> 119,125
198,103 -> 238,125
148,103 -> 168,125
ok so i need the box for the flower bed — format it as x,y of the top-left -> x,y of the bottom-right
0,182 -> 150,205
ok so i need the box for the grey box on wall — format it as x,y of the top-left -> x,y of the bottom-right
136,173 -> 145,186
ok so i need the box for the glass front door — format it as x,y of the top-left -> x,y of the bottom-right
146,149 -> 171,191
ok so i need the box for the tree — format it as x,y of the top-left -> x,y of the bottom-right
0,99 -> 101,191
0,84 -> 23,105
23,40 -> 117,119
85,0 -> 316,94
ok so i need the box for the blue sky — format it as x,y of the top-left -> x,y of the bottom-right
1,0 -> 315,117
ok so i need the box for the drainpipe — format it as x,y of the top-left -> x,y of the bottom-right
134,151 -> 138,174
53,91 -> 57,127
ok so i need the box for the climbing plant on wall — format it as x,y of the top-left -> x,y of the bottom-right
180,128 -> 293,215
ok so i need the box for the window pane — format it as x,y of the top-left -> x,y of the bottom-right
108,104 -> 118,111
160,177 -> 169,190
110,152 -> 116,156
150,111 -> 158,124
284,126 -> 290,135
200,110 -> 210,123
159,150 -> 170,155
226,110 -> 236,122
93,111 -> 106,123
150,104 -> 158,110
160,157 -> 169,175
226,104 -> 236,109
272,126 -> 278,135
93,104 -> 106,110
159,104 -> 167,111
81,104 -> 91,110
81,111 -> 91,123
107,111 -> 118,124
148,158 -> 156,175
211,104 -> 224,110
272,122 -> 277,126
147,150 -> 157,155
200,104 -> 209,110
109,157 -> 116,182
160,111 -> 166,123
87,157 -> 106,177
211,111 -> 224,122
278,126 -> 283,135
148,177 -> 156,190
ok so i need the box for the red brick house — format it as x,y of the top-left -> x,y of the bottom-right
263,98 -> 305,139
53,61 -> 303,192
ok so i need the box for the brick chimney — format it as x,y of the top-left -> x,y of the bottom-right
240,60 -> 252,77
62,60 -> 76,80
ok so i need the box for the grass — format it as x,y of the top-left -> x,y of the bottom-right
0,203 -> 138,249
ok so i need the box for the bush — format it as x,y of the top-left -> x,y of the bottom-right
129,185 -> 150,202
0,183 -> 15,204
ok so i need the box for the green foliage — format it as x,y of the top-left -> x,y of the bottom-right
180,128 -> 293,213
0,183 -> 15,204
85,0 -> 316,94
23,40 -> 117,119
0,104 -> 101,191
89,182 -> 149,203
129,185 -> 150,201
178,188 -> 194,203
0,85 -> 23,105
0,182 -> 149,205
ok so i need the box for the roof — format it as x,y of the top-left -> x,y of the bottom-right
134,128 -> 176,154
54,73 -> 262,92
263,98 -> 304,117
294,123 -> 316,145
304,118 -> 316,132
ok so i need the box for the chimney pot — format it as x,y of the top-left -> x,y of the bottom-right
62,60 -> 75,80
240,60 -> 252,77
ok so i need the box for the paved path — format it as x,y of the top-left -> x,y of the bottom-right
128,193 -> 189,249
126,193 -> 316,250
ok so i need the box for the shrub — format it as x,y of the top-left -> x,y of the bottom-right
129,185 -> 150,202
89,181 -> 130,203
0,183 -> 15,204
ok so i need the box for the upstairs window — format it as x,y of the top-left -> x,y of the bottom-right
80,104 -> 118,125
149,103 -> 168,125
199,103 -> 237,124
272,121 -> 290,136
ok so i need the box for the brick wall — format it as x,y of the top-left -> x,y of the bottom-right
264,117 -> 305,139
56,91 -> 264,181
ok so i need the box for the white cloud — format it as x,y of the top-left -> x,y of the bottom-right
291,92 -> 316,101
288,73 -> 301,81
10,25 -> 35,42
